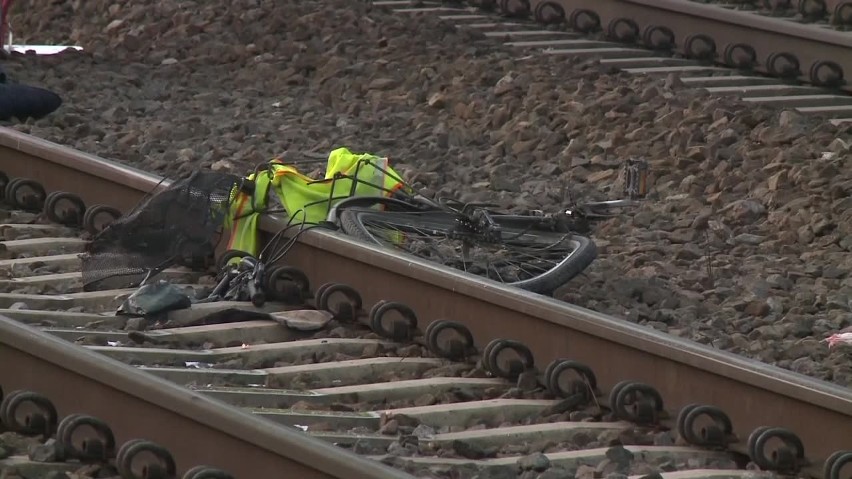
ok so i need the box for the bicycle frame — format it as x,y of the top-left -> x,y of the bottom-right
276,155 -> 647,231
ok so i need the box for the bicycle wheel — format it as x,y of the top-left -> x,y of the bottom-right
339,207 -> 597,295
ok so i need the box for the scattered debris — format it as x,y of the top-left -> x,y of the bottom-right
116,280 -> 191,316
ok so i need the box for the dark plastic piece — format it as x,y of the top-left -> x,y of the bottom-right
425,320 -> 474,360
369,300 -> 418,341
0,83 -> 63,122
483,339 -> 535,380
116,280 -> 192,317
0,390 -> 58,436
116,439 -> 177,479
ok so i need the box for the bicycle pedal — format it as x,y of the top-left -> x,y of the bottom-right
622,158 -> 649,199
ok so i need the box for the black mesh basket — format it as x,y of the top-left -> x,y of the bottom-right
80,171 -> 242,291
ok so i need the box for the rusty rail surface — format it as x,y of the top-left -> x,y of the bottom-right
0,127 -> 850,477
455,0 -> 852,93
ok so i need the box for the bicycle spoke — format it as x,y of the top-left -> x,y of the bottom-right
357,215 -> 579,285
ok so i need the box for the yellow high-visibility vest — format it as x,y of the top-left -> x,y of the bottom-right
223,147 -> 409,261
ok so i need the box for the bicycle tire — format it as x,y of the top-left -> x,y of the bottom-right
339,207 -> 596,295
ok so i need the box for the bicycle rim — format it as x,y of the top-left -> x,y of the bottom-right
338,208 -> 596,294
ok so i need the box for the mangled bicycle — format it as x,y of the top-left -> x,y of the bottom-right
321,157 -> 647,295
79,149 -> 648,302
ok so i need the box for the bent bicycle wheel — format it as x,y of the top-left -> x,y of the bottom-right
339,207 -> 597,295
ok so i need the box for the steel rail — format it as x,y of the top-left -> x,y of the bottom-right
0,130 -> 414,478
0,127 -> 849,470
0,316 -> 413,478
518,0 -> 852,92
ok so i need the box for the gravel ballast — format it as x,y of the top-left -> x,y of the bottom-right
6,0 -> 852,387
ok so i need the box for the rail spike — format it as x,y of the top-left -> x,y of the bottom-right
824,450 -> 852,479
116,438 -> 177,479
676,404 -> 733,447
498,0 -> 531,18
263,265 -> 311,304
82,204 -> 122,235
4,178 -> 47,212
369,300 -> 418,341
316,282 -> 363,321
834,2 -> 852,25
607,17 -> 640,43
809,60 -> 845,88
0,171 -> 8,198
746,426 -> 806,473
182,466 -> 236,479
533,1 -> 566,24
482,338 -> 535,381
684,34 -> 717,61
425,319 -> 475,360
798,0 -> 828,19
44,191 -> 87,227
723,43 -> 757,70
766,51 -> 801,78
642,25 -> 675,51
543,359 -> 598,403
569,9 -> 601,33
0,390 -> 58,437
57,413 -> 116,462
608,381 -> 664,425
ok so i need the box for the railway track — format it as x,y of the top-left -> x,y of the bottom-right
0,125 -> 849,479
0,219 -> 780,479
380,0 -> 852,125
